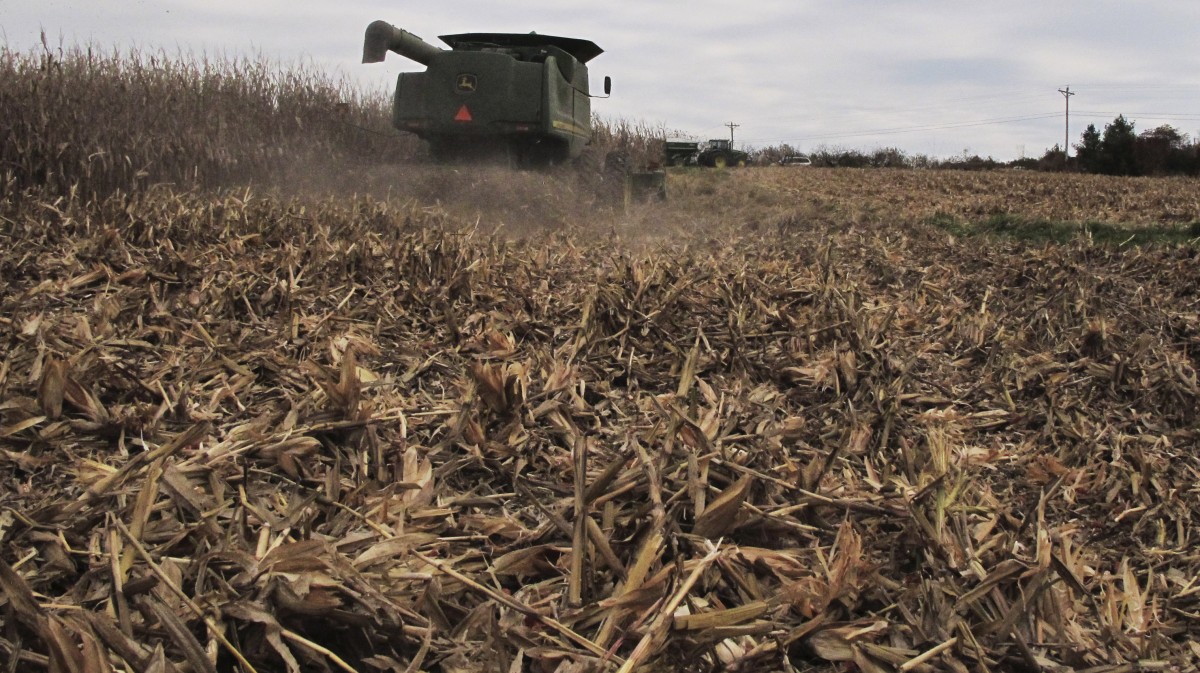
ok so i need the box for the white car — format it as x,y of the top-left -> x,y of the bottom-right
779,155 -> 812,166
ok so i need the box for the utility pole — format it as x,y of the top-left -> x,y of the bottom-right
1058,86 -> 1075,161
726,122 -> 740,144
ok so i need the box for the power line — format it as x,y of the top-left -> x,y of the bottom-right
1073,110 -> 1200,119
748,85 -> 1200,128
751,91 -> 1051,123
739,112 -> 1060,145
1068,83 -> 1195,91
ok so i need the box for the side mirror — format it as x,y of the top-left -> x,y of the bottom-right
604,76 -> 611,95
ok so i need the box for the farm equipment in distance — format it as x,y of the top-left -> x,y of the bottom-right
363,20 -> 610,167
663,138 -> 750,168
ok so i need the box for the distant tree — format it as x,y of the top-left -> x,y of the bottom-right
1075,123 -> 1101,173
1007,156 -> 1039,171
1179,137 -> 1200,176
1134,124 -> 1188,175
1098,115 -> 1137,175
751,143 -> 798,165
869,147 -> 908,168
810,145 -> 872,168
936,153 -> 1001,171
910,153 -> 935,169
1038,144 -> 1066,172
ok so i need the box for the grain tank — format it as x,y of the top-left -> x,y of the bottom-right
363,20 -> 610,166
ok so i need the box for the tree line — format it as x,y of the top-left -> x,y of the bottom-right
749,116 -> 1200,176
751,144 -> 1010,171
1067,117 -> 1199,176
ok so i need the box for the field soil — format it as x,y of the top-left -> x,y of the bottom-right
2,167 -> 1199,672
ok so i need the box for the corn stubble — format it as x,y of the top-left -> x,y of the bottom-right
3,46 -> 1200,673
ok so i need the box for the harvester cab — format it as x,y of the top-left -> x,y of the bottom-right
363,20 -> 610,167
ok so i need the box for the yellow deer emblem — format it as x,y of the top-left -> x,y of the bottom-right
455,74 -> 477,93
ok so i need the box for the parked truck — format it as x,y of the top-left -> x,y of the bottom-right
363,20 -> 610,167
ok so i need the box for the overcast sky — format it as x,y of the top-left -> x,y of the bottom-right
5,1 -> 1200,160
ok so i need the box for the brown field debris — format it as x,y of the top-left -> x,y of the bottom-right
2,166 -> 1199,672
671,166 -> 1200,230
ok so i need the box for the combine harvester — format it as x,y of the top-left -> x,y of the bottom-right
363,20 -> 610,168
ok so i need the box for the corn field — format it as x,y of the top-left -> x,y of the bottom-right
0,45 -> 415,198
2,47 -> 1200,673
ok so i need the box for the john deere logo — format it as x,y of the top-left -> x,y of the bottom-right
455,74 -> 477,93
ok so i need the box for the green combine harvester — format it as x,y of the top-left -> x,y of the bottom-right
363,20 -> 610,167
663,139 -> 750,168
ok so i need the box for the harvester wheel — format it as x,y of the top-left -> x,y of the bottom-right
736,158 -> 747,168
712,154 -> 729,169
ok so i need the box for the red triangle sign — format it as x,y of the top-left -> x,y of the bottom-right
454,105 -> 473,122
